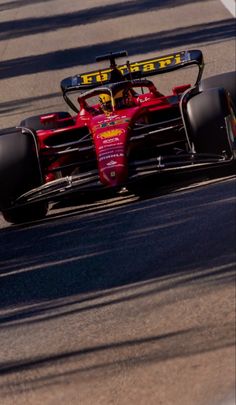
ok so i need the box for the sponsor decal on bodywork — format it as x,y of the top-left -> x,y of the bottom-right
99,129 -> 124,139
103,137 -> 120,144
93,118 -> 129,130
106,160 -> 117,167
98,139 -> 123,151
80,53 -> 184,85
99,152 -> 124,161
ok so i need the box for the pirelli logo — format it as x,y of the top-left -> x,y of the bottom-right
80,53 -> 184,85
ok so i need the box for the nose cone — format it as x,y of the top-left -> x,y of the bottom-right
93,121 -> 130,187
100,163 -> 128,187
91,111 -> 136,187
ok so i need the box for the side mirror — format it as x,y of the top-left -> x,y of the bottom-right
172,84 -> 191,96
40,113 -> 58,124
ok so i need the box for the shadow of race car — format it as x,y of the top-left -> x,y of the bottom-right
0,49 -> 235,224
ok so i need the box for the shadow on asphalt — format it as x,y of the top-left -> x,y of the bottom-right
0,169 -> 235,392
0,320 -> 234,392
0,0 -> 214,38
0,18 -> 235,79
0,168 -> 235,307
0,0 -> 51,12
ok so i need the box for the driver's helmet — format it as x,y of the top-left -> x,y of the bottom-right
99,93 -> 112,112
99,89 -> 133,112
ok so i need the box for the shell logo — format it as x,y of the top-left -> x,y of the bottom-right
100,129 -> 123,139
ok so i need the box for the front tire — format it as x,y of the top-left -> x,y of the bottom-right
0,128 -> 48,224
186,88 -> 234,158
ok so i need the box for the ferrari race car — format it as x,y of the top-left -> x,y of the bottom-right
0,49 -> 235,224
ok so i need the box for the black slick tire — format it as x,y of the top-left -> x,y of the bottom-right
186,88 -> 234,158
0,128 -> 48,224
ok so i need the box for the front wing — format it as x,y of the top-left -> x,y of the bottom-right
14,152 -> 233,205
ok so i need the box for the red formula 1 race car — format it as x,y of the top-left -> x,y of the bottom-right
0,49 -> 235,224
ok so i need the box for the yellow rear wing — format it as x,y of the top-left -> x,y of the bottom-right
61,49 -> 204,94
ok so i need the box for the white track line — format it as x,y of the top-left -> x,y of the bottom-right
220,0 -> 236,17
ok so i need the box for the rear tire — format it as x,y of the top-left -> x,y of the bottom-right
200,71 -> 236,106
186,88 -> 234,158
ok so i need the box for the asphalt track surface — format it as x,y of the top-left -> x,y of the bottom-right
0,1 -> 235,404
